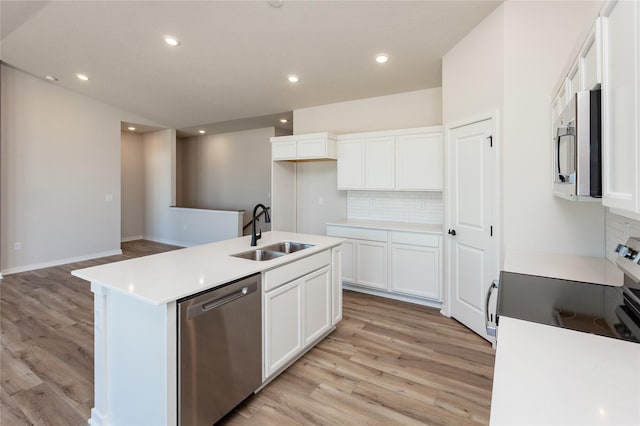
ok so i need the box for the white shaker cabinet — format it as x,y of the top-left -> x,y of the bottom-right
336,139 -> 365,189
364,136 -> 395,190
580,19 -> 602,92
263,250 -> 334,380
356,240 -> 388,290
327,224 -> 443,304
336,126 -> 443,191
271,133 -> 337,161
331,246 -> 343,326
390,232 -> 441,300
264,279 -> 303,378
601,0 -> 640,215
302,266 -> 332,346
396,133 -> 443,190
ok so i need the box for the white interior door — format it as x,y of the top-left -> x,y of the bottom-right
448,118 -> 497,342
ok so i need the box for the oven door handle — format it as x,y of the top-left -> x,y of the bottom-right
485,280 -> 499,336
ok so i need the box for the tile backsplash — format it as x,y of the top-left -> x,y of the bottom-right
347,191 -> 443,224
605,209 -> 640,262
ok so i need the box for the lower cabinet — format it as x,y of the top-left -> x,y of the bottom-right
264,279 -> 303,377
390,243 -> 439,300
327,225 -> 442,303
355,240 -> 387,289
263,251 -> 333,380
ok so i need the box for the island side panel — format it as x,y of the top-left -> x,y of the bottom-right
91,283 -> 177,426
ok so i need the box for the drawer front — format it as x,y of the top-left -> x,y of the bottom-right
272,141 -> 297,160
390,231 -> 439,247
297,139 -> 326,158
264,250 -> 331,292
326,225 -> 388,242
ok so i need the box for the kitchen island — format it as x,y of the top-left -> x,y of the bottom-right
72,231 -> 343,426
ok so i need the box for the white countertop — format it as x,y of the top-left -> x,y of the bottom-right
327,219 -> 443,234
504,250 -> 624,286
72,231 -> 342,305
490,317 -> 640,426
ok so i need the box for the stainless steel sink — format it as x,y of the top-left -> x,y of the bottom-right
262,241 -> 315,254
231,241 -> 314,261
231,249 -> 285,261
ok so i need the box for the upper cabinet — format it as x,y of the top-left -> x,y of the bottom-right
601,0 -> 640,216
551,18 -> 603,123
271,133 -> 337,161
336,126 -> 443,191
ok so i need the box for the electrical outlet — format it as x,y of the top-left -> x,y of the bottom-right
625,222 -> 631,238
318,196 -> 324,206
14,242 -> 21,251
104,193 -> 114,202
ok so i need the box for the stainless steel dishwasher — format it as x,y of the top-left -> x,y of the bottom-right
178,273 -> 261,426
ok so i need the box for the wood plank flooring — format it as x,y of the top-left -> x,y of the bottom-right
1,240 -> 495,425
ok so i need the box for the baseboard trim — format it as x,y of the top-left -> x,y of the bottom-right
121,235 -> 144,243
342,283 -> 442,309
1,249 -> 123,276
142,235 -> 189,248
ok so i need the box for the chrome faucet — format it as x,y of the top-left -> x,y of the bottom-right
250,204 -> 271,246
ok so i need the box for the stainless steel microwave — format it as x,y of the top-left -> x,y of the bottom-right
552,89 -> 602,200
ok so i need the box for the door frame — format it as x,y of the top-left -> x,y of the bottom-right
441,110 -> 502,319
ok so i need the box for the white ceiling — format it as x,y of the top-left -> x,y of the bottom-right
1,1 -> 501,134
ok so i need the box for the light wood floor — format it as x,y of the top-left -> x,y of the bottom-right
1,240 -> 495,425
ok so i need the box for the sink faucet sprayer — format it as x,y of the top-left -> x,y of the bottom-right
250,204 -> 271,246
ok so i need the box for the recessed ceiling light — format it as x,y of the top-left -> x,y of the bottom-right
287,74 -> 299,83
128,126 -> 136,131
164,35 -> 180,46
279,118 -> 288,123
45,75 -> 58,82
375,53 -> 389,64
76,73 -> 90,81
198,130 -> 206,134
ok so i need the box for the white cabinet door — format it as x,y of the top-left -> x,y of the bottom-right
602,0 -> 639,212
365,136 -> 395,189
339,239 -> 356,283
568,59 -> 581,99
396,133 -> 443,190
303,266 -> 332,345
264,279 -> 302,378
331,246 -> 343,325
355,240 -> 387,289
580,19 -> 602,91
272,141 -> 297,160
337,139 -> 365,189
390,243 -> 440,300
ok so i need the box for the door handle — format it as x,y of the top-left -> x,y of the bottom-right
485,280 -> 499,337
447,229 -> 456,236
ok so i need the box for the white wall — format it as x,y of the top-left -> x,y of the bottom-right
293,89 -> 443,235
442,1 -> 605,259
501,1 -> 604,257
442,6 -> 504,124
143,129 -> 176,242
178,127 -> 274,225
121,131 -> 144,240
294,88 -> 442,134
0,65 -> 163,274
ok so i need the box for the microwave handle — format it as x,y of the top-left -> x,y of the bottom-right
485,280 -> 499,337
555,124 -> 574,181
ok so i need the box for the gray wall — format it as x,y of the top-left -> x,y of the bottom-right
178,127 -> 275,226
121,131 -> 144,240
0,64 -> 163,274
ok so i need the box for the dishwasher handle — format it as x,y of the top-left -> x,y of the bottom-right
203,287 -> 248,311
186,282 -> 257,320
